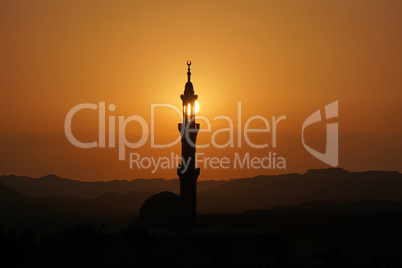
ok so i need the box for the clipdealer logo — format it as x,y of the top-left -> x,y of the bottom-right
64,101 -> 339,172
302,101 -> 339,167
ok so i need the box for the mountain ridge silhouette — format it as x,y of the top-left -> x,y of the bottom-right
197,168 -> 402,212
1,168 -> 402,214
0,174 -> 226,199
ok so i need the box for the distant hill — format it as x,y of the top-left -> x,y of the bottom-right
0,178 -> 154,215
0,181 -> 66,231
1,168 -> 401,214
197,168 -> 402,213
0,181 -> 154,232
274,200 -> 402,212
0,182 -> 51,210
43,190 -> 155,213
0,174 -> 226,199
242,200 -> 402,216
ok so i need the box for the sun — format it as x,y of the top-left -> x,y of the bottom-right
187,101 -> 200,116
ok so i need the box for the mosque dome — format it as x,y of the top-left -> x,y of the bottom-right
138,191 -> 193,231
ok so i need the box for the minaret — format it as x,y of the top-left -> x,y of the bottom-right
177,60 -> 200,218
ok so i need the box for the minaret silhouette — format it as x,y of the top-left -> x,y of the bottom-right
177,60 -> 200,218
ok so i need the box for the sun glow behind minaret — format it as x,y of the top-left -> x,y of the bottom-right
187,101 -> 199,116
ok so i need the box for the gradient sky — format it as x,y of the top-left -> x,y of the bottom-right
0,0 -> 401,181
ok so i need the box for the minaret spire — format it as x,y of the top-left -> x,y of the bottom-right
178,60 -> 200,219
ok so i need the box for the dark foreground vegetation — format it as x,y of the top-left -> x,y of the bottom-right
1,205 -> 402,267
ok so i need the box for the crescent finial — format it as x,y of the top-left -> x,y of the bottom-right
187,60 -> 192,82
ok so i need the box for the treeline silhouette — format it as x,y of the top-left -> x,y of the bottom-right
0,223 -> 288,267
1,218 -> 401,267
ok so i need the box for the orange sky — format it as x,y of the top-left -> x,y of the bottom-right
0,0 -> 401,181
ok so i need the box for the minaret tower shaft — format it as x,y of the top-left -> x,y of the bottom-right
177,60 -> 200,218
